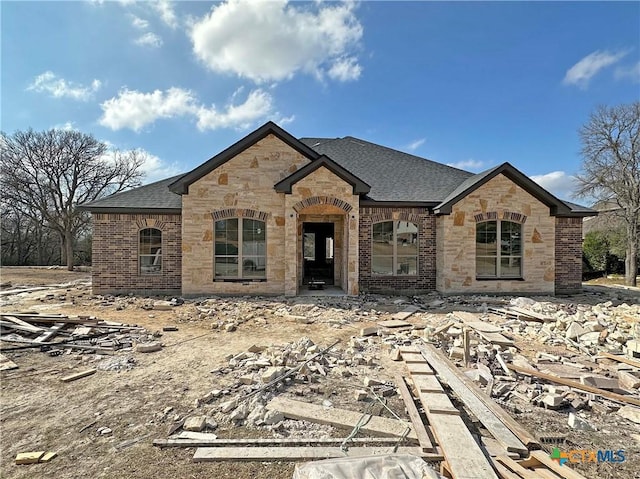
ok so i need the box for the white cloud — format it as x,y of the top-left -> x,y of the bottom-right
530,171 -> 578,200
99,87 -> 277,132
27,71 -> 102,101
447,159 -> 485,172
135,32 -> 163,48
196,89 -> 273,130
53,121 -> 78,131
190,0 -> 363,83
138,151 -> 182,183
615,61 -> 640,83
405,138 -> 425,152
151,0 -> 179,29
130,15 -> 149,30
327,56 -> 362,82
563,50 -> 628,88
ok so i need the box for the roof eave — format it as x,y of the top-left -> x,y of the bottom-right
434,162 -> 573,216
81,207 -> 182,214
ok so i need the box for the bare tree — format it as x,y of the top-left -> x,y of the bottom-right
575,102 -> 640,286
1,129 -> 145,270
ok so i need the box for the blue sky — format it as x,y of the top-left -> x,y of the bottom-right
2,1 -> 639,202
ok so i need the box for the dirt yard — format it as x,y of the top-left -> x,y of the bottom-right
1,267 -> 639,479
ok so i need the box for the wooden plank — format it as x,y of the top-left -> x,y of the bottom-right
0,353 -> 19,371
528,451 -> 589,479
401,352 -> 426,363
492,460 -> 525,479
60,369 -> 96,382
496,455 -> 540,479
531,467 -> 562,479
423,413 -> 500,479
600,352 -> 640,369
477,331 -> 515,347
480,436 -> 519,459
394,373 -> 435,451
1,316 -> 44,333
406,362 -> 435,375
420,391 -> 461,416
34,323 -> 66,343
193,446 -> 438,462
411,374 -> 444,393
418,344 -> 529,456
0,320 -> 47,334
156,437 -> 410,448
508,364 -> 640,407
15,451 -> 45,464
453,312 -> 504,333
266,397 -> 417,441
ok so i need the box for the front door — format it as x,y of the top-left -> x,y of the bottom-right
302,222 -> 335,285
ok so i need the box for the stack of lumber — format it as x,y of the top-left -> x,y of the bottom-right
0,312 -> 145,355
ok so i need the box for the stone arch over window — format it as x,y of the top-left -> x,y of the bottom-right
136,218 -> 167,230
211,208 -> 270,222
292,196 -> 353,214
369,211 -> 422,224
473,211 -> 527,224
139,227 -> 162,274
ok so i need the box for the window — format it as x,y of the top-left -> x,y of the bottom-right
214,218 -> 266,279
476,221 -> 522,278
139,228 -> 162,274
372,221 -> 418,275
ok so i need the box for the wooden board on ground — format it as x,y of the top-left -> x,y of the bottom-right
34,323 -> 67,343
406,362 -> 434,375
417,344 -> 529,456
394,373 -> 435,451
452,312 -> 504,333
266,397 -> 417,441
1,316 -> 44,333
508,364 -> 640,407
193,446 -> 436,462
0,353 -> 19,371
379,319 -> 412,328
600,352 -> 640,369
156,437 -> 407,448
477,331 -> 515,347
60,369 -> 96,383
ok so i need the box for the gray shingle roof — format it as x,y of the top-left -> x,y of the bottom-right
80,122 -> 595,217
300,137 -> 474,202
79,175 -> 183,212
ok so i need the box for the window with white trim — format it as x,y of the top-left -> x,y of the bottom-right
476,220 -> 522,278
139,228 -> 162,274
372,221 -> 418,275
214,218 -> 266,279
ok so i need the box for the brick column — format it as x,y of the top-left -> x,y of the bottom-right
555,217 -> 583,294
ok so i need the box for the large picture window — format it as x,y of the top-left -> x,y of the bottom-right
476,220 -> 522,278
139,228 -> 162,274
372,221 -> 418,275
214,218 -> 266,279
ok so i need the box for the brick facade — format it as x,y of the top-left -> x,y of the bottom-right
554,217 -> 583,294
359,207 -> 436,294
92,213 -> 181,295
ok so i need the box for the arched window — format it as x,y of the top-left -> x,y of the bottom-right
139,228 -> 162,274
476,221 -> 522,278
372,221 -> 418,275
214,218 -> 266,279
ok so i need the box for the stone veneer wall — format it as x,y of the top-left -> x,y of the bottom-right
91,213 -> 182,295
359,207 -> 436,294
436,173 -> 556,294
181,134 -> 310,296
555,217 -> 583,294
